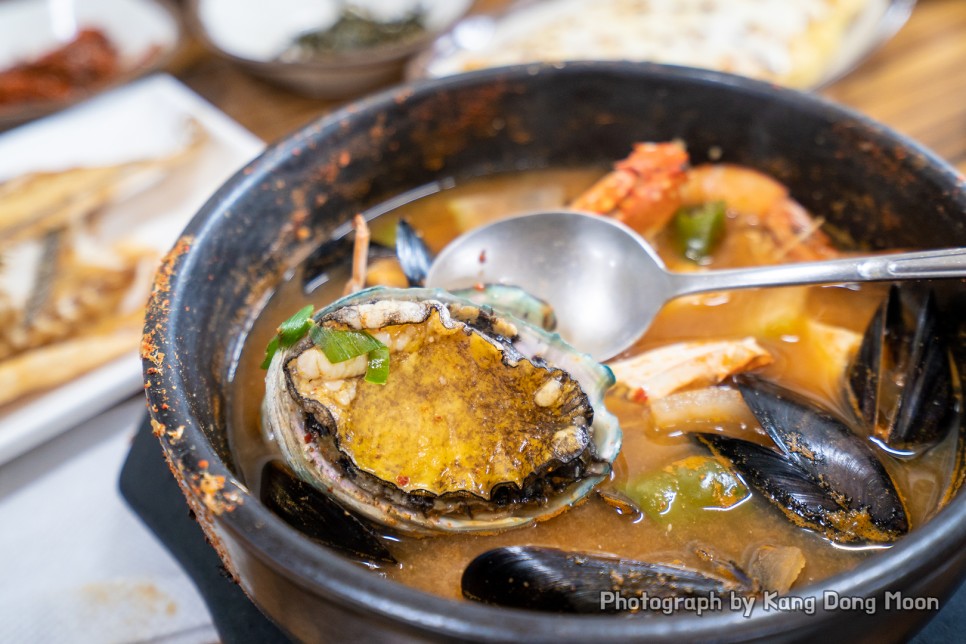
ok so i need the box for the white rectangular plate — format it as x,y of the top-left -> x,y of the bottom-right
0,73 -> 265,464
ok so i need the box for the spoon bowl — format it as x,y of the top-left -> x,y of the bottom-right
426,210 -> 966,360
426,211 -> 670,359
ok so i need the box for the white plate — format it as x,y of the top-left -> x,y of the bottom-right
407,0 -> 916,90
0,0 -> 183,128
0,73 -> 264,464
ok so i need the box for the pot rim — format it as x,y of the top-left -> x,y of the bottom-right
144,60 -> 966,641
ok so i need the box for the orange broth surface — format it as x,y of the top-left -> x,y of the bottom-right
228,167 -> 960,601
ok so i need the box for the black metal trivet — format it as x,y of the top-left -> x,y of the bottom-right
118,412 -> 963,643
119,413 -> 291,643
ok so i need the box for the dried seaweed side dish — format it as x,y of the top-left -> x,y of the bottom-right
278,4 -> 427,61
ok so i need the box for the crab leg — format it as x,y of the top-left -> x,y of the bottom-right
608,337 -> 773,403
343,214 -> 370,296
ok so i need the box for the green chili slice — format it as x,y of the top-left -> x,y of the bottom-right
623,456 -> 748,522
673,201 -> 726,263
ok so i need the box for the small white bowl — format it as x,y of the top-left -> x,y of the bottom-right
0,0 -> 182,129
188,0 -> 472,99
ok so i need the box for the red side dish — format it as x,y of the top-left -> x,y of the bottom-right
0,29 -> 119,106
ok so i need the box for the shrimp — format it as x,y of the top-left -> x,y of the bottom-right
681,164 -> 839,261
574,145 -> 838,262
570,141 -> 688,237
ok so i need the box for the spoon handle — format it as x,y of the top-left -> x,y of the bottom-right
671,247 -> 966,297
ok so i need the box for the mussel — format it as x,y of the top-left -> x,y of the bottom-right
700,376 -> 909,544
259,460 -> 395,564
461,546 -> 755,613
848,284 -> 961,453
395,218 -> 432,287
262,287 -> 620,535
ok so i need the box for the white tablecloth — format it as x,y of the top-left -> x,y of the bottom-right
0,396 -> 217,643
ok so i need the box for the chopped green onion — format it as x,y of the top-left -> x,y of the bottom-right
278,305 -> 316,347
261,305 -> 315,370
310,326 -> 384,363
673,201 -> 726,263
260,335 -> 280,369
311,327 -> 391,383
365,345 -> 390,385
262,306 -> 394,382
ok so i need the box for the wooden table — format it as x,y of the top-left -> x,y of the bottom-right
173,0 -> 966,174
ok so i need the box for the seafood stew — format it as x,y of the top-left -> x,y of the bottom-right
142,63 -> 966,642
230,144 -> 963,609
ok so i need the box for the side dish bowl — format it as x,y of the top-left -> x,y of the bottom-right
186,0 -> 471,98
0,0 -> 181,129
143,62 -> 966,642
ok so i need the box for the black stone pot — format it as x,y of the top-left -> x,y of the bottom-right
143,62 -> 966,642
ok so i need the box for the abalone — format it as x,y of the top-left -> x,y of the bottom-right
262,287 -> 621,535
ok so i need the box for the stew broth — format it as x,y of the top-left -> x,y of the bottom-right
228,167 -> 960,601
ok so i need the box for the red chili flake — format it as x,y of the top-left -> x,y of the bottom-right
304,433 -> 313,444
396,475 -> 410,487
473,282 -> 485,291
631,388 -> 648,403
478,249 -> 487,263
198,460 -> 209,469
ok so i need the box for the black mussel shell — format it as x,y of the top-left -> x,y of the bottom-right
848,284 -> 961,452
260,460 -> 396,564
396,218 -> 432,287
700,376 -> 908,544
461,546 -> 751,614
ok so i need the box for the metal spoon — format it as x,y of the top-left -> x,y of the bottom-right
425,210 -> 966,360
